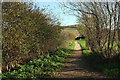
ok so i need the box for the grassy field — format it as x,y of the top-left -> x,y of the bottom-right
64,28 -> 76,31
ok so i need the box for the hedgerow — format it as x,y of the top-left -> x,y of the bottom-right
2,2 -> 62,71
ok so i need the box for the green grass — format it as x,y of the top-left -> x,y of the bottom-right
2,41 -> 75,79
77,39 -> 86,50
104,41 -> 119,50
77,39 -> 120,77
83,50 -> 92,55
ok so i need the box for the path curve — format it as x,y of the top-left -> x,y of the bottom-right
53,41 -> 105,78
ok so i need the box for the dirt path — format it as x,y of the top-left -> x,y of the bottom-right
53,41 -> 106,78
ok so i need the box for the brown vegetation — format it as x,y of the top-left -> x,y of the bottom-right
2,2 -> 62,72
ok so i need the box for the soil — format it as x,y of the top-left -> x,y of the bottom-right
52,41 -> 107,78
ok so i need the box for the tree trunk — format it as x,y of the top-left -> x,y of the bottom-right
118,2 -> 120,52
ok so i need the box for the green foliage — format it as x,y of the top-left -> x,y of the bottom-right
84,51 -> 120,77
2,41 -> 75,79
83,50 -> 92,56
103,63 -> 119,76
68,40 -> 75,49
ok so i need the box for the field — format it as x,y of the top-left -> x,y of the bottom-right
63,28 -> 76,31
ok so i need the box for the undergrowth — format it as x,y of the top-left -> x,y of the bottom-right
2,40 -> 75,79
77,39 -> 120,77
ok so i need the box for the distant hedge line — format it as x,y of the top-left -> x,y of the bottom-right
2,2 -> 62,70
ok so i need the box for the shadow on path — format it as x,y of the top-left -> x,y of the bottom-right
53,41 -> 106,78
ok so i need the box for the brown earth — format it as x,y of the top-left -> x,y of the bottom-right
53,41 -> 107,78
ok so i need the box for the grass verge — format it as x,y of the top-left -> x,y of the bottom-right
77,39 -> 86,50
77,39 -> 120,77
2,40 -> 75,79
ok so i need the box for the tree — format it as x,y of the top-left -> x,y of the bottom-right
63,2 -> 120,59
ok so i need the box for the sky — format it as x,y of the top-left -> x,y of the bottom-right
36,2 -> 78,26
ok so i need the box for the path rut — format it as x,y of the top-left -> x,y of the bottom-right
53,41 -> 105,78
